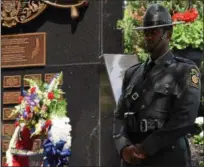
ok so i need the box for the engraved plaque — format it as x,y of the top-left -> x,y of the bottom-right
24,74 -> 42,87
45,73 -> 63,85
3,108 -> 16,120
2,157 -> 6,166
2,140 -> 10,153
2,124 -> 16,137
1,1 -> 47,28
3,75 -> 21,88
32,139 -> 42,151
3,92 -> 21,104
1,33 -> 46,68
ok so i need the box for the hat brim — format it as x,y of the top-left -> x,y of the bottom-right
133,21 -> 185,30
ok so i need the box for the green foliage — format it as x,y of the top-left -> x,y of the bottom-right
48,99 -> 67,117
170,20 -> 204,50
193,134 -> 204,145
117,0 -> 204,62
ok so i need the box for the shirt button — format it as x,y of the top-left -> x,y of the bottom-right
141,105 -> 145,110
172,146 -> 175,149
142,89 -> 146,93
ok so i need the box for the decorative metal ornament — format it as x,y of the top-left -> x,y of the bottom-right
1,0 -> 47,28
41,0 -> 89,19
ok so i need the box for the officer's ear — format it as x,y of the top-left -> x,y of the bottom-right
167,31 -> 172,39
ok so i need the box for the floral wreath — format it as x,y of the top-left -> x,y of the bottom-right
5,72 -> 72,167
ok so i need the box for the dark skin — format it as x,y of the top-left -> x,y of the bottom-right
121,27 -> 173,165
144,27 -> 172,60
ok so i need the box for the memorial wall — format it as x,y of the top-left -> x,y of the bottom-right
1,0 -> 123,166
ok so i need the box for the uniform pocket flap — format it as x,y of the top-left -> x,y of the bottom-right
154,82 -> 178,96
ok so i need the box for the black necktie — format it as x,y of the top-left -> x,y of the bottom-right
144,60 -> 155,78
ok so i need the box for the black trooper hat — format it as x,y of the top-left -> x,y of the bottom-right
134,4 -> 184,30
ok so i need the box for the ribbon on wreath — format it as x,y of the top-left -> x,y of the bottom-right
42,139 -> 71,167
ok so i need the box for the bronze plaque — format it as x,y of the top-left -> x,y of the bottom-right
1,1 -> 47,28
24,74 -> 42,87
2,124 -> 16,137
45,73 -> 63,85
3,91 -> 21,104
3,108 -> 16,121
1,33 -> 46,68
2,140 -> 10,153
32,139 -> 42,151
3,75 -> 21,88
2,157 -> 6,166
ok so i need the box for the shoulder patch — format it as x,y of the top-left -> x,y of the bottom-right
189,68 -> 200,89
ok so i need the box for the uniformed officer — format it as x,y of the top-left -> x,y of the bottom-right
113,4 -> 201,167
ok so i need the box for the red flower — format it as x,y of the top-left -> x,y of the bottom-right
18,96 -> 24,103
172,8 -> 198,23
48,92 -> 55,100
45,120 -> 52,128
28,112 -> 33,119
15,122 -> 19,127
30,87 -> 36,94
26,106 -> 31,113
172,13 -> 184,21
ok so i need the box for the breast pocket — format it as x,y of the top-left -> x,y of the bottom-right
153,82 -> 178,113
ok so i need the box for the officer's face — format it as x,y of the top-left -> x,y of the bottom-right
143,28 -> 164,52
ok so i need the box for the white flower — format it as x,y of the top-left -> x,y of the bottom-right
48,116 -> 72,150
48,78 -> 56,92
195,117 -> 204,126
199,131 -> 204,138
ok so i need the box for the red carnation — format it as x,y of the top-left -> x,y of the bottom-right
172,8 -> 198,23
26,106 -> 31,113
48,92 -> 54,100
45,120 -> 52,128
30,87 -> 36,94
15,122 -> 19,127
18,96 -> 24,103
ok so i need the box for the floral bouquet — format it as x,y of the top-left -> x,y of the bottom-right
5,72 -> 72,167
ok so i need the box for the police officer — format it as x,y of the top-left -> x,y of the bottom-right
113,4 -> 201,167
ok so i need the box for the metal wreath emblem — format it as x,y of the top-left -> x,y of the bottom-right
1,0 -> 47,28
41,0 -> 89,19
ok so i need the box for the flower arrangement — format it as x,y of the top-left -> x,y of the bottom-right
5,72 -> 72,167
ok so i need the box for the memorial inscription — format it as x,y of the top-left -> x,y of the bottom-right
2,140 -> 10,153
3,75 -> 21,88
3,92 -> 21,104
2,124 -> 15,137
45,73 -> 63,85
24,74 -> 42,87
3,108 -> 16,121
1,33 -> 46,68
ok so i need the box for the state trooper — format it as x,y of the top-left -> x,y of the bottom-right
113,4 -> 201,167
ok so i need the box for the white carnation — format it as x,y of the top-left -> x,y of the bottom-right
195,117 -> 204,126
48,116 -> 72,150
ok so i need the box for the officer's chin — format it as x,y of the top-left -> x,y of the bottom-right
144,45 -> 153,53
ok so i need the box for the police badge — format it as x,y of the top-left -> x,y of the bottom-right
190,68 -> 200,89
41,0 -> 89,19
1,0 -> 47,28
